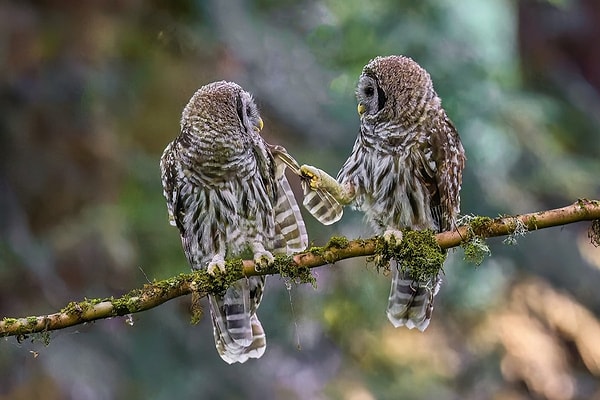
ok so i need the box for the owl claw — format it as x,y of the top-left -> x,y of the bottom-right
383,229 -> 403,246
300,165 -> 323,191
253,251 -> 275,272
251,242 -> 274,271
207,255 -> 226,276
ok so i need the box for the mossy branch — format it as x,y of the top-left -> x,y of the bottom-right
2,199 -> 599,339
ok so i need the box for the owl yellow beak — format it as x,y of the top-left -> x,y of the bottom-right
357,103 -> 366,116
254,118 -> 264,132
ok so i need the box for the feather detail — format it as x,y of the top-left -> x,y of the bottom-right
159,81 -> 309,363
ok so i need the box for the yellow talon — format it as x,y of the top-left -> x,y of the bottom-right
300,165 -> 321,190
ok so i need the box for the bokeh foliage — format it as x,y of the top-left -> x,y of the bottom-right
1,0 -> 599,399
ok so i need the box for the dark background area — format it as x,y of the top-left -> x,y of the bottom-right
1,1 -> 599,399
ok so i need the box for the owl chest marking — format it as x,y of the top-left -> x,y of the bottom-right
175,147 -> 276,265
347,122 -> 437,231
366,152 -> 434,231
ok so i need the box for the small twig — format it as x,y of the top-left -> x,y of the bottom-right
1,199 -> 599,339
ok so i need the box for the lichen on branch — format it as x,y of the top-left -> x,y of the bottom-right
371,230 -> 445,281
1,199 -> 599,339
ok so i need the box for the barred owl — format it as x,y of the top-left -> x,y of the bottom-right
160,81 -> 308,363
302,55 -> 465,331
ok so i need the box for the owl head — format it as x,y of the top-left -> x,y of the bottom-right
181,81 -> 263,140
356,55 -> 437,126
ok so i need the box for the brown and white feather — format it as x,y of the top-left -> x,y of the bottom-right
337,56 -> 465,330
160,81 -> 308,363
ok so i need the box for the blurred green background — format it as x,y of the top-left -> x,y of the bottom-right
1,1 -> 600,399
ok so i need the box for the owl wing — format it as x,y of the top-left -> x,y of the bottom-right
428,115 -> 465,231
266,144 -> 309,253
300,181 -> 344,226
159,141 -> 180,228
274,175 -> 309,252
266,143 -> 343,226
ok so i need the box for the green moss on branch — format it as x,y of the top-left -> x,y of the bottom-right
1,200 -> 599,339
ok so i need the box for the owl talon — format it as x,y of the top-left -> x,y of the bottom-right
253,251 -> 275,272
251,241 -> 274,272
300,165 -> 323,191
383,229 -> 403,246
207,255 -> 226,276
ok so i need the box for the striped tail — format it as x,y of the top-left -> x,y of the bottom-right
386,262 -> 441,331
209,276 -> 266,364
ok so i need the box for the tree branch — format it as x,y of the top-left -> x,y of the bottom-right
2,199 -> 599,339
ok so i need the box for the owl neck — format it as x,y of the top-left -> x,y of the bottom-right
359,122 -> 425,155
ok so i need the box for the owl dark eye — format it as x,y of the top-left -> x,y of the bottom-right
377,86 -> 387,111
364,86 -> 375,97
236,95 -> 245,123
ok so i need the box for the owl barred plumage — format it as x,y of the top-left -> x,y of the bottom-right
269,144 -> 344,226
160,81 -> 308,363
302,55 -> 465,330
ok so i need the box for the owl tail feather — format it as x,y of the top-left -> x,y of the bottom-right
386,262 -> 441,331
208,278 -> 266,364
